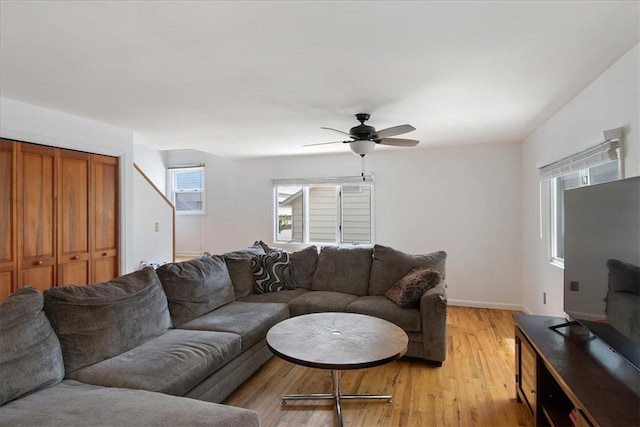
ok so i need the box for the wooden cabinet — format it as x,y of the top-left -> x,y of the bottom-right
514,314 -> 639,427
516,331 -> 537,416
0,139 -> 119,297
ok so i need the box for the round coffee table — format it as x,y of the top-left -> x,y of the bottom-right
266,312 -> 409,427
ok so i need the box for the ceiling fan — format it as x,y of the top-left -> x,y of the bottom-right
306,113 -> 419,156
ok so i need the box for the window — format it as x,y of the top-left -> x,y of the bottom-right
167,166 -> 205,214
540,136 -> 621,266
274,177 -> 373,245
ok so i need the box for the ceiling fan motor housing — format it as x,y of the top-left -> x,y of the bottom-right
350,124 -> 376,140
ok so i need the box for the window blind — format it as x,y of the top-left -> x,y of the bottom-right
539,139 -> 621,181
272,175 -> 374,187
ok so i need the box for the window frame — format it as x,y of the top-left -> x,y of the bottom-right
273,177 -> 374,246
167,166 -> 206,215
549,159 -> 621,267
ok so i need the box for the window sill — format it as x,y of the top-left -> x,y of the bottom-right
549,258 -> 564,269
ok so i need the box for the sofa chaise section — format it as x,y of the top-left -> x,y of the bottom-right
0,286 -> 260,426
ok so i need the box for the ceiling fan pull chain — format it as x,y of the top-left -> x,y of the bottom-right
361,154 -> 366,181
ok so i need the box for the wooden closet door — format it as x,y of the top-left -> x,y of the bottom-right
17,143 -> 56,291
91,154 -> 119,282
0,139 -> 17,299
58,149 -> 91,285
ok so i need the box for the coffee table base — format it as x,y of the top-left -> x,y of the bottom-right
282,370 -> 393,427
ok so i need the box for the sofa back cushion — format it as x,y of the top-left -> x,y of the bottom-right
44,267 -> 172,373
0,287 -> 65,405
223,246 -> 266,298
157,256 -> 235,326
311,246 -> 373,296
369,245 -> 447,295
290,246 -> 318,290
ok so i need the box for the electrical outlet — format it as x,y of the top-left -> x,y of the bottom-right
543,292 -> 547,305
570,281 -> 579,291
154,222 -> 160,232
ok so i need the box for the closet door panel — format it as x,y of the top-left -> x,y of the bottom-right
58,150 -> 90,285
0,139 -> 16,296
91,155 -> 119,282
18,144 -> 56,289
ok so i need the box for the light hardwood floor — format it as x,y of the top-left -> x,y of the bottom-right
224,306 -> 532,427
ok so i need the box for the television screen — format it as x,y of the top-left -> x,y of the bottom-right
564,175 -> 640,370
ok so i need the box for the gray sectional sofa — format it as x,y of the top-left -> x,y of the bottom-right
0,243 -> 447,426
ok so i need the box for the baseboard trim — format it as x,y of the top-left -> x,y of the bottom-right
448,299 -> 524,312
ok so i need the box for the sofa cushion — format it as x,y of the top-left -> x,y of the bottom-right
43,267 -> 172,373
369,245 -> 447,296
252,252 -> 297,294
156,256 -> 235,327
223,246 -> 266,298
179,301 -> 289,351
239,288 -> 308,303
288,291 -> 359,316
0,287 -> 65,405
0,379 -> 260,427
311,246 -> 373,296
67,329 -> 241,396
347,296 -> 422,332
385,267 -> 443,308
290,245 -> 318,290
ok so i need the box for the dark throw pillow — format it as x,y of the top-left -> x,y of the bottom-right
385,267 -> 442,308
252,251 -> 297,294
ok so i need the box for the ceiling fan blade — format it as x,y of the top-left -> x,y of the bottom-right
321,127 -> 353,137
373,124 -> 416,139
377,138 -> 420,147
303,140 -> 349,147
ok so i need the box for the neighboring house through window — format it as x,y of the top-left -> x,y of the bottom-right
167,166 -> 205,214
274,176 -> 374,245
540,135 -> 622,267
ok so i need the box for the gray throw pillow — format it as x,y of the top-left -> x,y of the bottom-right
44,267 -> 172,373
385,267 -> 443,308
156,256 -> 236,327
369,245 -> 447,296
252,252 -> 297,294
0,287 -> 64,405
311,246 -> 373,296
223,246 -> 266,298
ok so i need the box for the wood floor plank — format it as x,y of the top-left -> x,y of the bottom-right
224,306 -> 532,426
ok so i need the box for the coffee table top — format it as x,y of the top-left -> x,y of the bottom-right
266,312 -> 408,370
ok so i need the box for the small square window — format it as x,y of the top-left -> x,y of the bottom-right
168,167 -> 205,215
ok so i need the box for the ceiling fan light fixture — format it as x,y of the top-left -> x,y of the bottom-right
349,140 -> 376,156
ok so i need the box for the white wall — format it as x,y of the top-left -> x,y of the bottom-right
169,142 -> 523,310
521,44 -> 640,316
0,97 -> 137,273
132,167 -> 174,268
133,143 -> 167,191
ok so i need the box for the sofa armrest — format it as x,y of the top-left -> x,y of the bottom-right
418,281 -> 448,364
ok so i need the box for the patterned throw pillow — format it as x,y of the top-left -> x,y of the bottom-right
252,252 -> 297,294
385,267 -> 442,308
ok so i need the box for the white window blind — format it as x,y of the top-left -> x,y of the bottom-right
539,139 -> 621,181
538,129 -> 623,265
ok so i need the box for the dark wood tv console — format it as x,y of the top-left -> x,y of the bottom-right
514,314 -> 639,427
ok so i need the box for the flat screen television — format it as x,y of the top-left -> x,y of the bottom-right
563,175 -> 640,370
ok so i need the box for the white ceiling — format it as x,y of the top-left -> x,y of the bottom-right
1,1 -> 638,159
